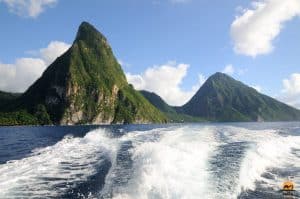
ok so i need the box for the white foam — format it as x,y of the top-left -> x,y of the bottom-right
225,127 -> 300,194
220,126 -> 278,143
199,125 -> 300,197
2,124 -> 300,199
238,136 -> 300,191
0,128 -> 118,198
103,126 -> 219,199
100,125 -> 300,199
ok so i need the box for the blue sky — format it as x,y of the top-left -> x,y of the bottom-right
0,0 -> 299,107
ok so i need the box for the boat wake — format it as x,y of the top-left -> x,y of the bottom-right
0,129 -> 118,198
1,124 -> 300,198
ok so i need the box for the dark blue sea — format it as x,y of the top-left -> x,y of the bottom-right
1,122 -> 300,199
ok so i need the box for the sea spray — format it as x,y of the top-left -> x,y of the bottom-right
0,128 -> 118,198
102,126 -> 219,199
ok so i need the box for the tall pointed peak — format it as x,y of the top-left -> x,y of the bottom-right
203,72 -> 237,86
78,21 -> 98,34
210,72 -> 231,79
74,21 -> 107,45
79,21 -> 93,28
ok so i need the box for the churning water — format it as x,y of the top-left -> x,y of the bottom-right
0,122 -> 300,198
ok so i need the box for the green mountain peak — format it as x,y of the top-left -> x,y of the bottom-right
0,21 -> 167,125
180,72 -> 300,121
75,21 -> 108,47
206,72 -> 237,85
0,22 -> 299,125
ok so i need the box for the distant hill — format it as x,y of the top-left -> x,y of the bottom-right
140,90 -> 205,122
140,90 -> 177,114
178,72 -> 300,122
0,22 -> 167,125
0,91 -> 20,106
1,23 -> 299,126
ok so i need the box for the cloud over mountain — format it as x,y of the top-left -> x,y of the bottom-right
0,41 -> 70,92
280,73 -> 300,109
126,61 -> 205,106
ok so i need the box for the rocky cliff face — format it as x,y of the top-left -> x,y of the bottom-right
16,22 -> 166,125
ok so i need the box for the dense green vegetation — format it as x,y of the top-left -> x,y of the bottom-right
0,92 -> 36,126
179,72 -> 300,122
1,22 -> 299,125
140,90 -> 205,122
0,22 -> 166,125
0,110 -> 39,126
141,73 -> 300,122
114,86 -> 167,123
0,91 -> 20,101
0,91 -> 20,109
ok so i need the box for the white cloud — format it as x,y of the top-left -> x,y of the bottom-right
231,0 -> 300,57
40,41 -> 70,65
282,73 -> 300,94
0,58 -> 45,92
222,64 -> 235,75
0,0 -> 57,18
279,73 -> 300,108
222,64 -> 248,76
251,85 -> 262,92
192,74 -> 206,92
126,61 -> 205,106
0,41 -> 70,93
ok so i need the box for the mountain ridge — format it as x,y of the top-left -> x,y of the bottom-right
177,72 -> 300,122
141,72 -> 300,122
140,90 -> 205,122
0,22 -> 299,125
0,22 -> 167,125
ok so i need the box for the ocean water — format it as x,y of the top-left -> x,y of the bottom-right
0,122 -> 300,199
